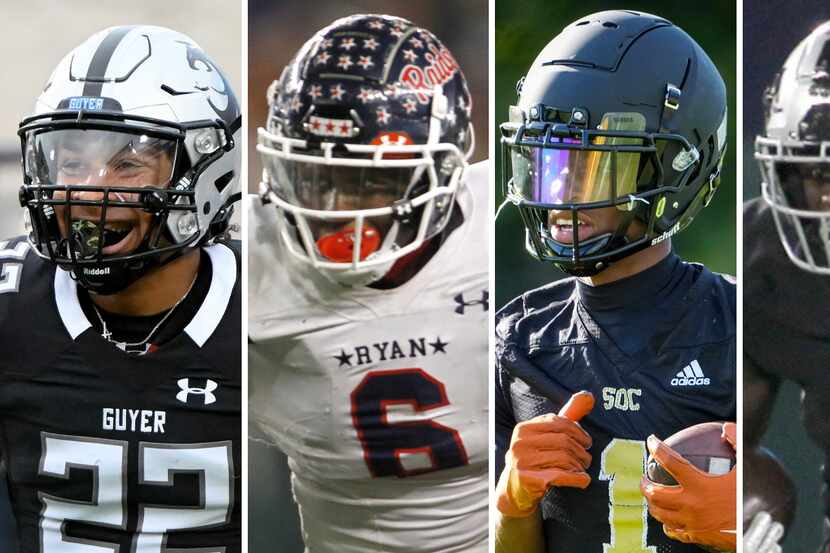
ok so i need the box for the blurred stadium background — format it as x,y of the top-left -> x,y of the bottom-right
745,1 -> 830,550
247,1 -> 487,551
0,1 -> 240,550
495,1 -> 737,308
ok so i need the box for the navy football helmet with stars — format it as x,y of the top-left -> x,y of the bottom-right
258,14 -> 474,286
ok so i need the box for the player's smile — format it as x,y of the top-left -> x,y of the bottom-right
548,212 -> 597,243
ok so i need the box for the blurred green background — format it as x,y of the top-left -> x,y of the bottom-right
495,1 -> 736,308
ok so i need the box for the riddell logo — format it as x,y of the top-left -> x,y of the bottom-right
670,360 -> 711,386
83,267 -> 110,276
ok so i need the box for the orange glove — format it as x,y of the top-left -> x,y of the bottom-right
496,391 -> 594,518
640,422 -> 737,551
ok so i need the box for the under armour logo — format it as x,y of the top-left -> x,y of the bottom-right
454,290 -> 489,314
176,378 -> 218,405
392,199 -> 414,223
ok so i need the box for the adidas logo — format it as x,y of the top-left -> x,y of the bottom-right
670,360 -> 710,386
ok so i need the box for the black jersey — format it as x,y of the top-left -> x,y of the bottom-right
495,254 -> 735,553
744,198 -> 830,541
0,236 -> 241,552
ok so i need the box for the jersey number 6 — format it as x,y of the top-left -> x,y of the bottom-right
351,368 -> 469,477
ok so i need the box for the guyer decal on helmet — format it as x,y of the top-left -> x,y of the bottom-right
257,14 -> 474,286
18,25 -> 242,294
756,20 -> 830,274
500,11 -> 727,276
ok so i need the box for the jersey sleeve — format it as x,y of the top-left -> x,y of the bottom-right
0,237 -> 37,358
495,358 -> 516,479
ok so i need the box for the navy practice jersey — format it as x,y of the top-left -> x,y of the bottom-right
495,253 -> 736,553
0,236 -> 241,552
744,197 -> 830,549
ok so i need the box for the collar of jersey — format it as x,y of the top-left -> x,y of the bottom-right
575,253 -> 681,312
53,243 -> 237,347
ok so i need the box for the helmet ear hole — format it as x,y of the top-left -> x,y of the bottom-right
215,171 -> 234,193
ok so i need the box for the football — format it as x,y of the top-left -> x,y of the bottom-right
743,447 -> 796,534
646,422 -> 735,485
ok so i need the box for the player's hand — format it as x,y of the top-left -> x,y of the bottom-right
496,391 -> 594,518
640,422 -> 737,551
744,511 -> 784,553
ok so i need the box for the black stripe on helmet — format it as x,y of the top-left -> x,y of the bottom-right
81,26 -> 137,97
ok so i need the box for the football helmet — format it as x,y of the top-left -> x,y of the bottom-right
19,25 -> 241,294
258,14 -> 474,286
756,20 -> 830,274
500,11 -> 727,276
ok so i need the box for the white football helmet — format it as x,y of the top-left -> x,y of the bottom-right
19,25 -> 241,293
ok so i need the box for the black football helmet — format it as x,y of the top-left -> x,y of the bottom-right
258,14 -> 474,286
756,20 -> 830,274
500,11 -> 727,276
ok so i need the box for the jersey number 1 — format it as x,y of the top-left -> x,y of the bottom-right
599,439 -> 656,553
351,368 -> 469,477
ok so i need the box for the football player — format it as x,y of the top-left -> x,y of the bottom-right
494,10 -> 737,553
248,14 -> 488,553
745,19 -> 830,553
0,26 -> 242,550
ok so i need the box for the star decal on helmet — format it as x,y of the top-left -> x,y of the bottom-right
363,38 -> 379,51
289,95 -> 303,112
315,51 -> 331,65
330,83 -> 346,100
307,84 -> 323,100
390,26 -> 406,38
308,115 -> 354,138
321,38 -> 334,48
357,56 -> 374,70
409,37 -> 424,49
337,55 -> 353,70
357,87 -> 374,104
384,84 -> 399,98
402,49 -> 418,63
368,20 -> 385,30
376,107 -> 391,125
340,37 -> 356,51
402,97 -> 418,114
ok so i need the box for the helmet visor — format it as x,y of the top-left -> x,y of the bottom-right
262,153 -> 459,265
509,113 -> 647,207
265,155 -> 419,212
24,129 -> 178,191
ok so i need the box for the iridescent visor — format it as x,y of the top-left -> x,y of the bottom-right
509,112 -> 647,207
24,129 -> 178,189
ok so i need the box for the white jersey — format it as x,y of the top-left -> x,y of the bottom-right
249,161 -> 490,553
